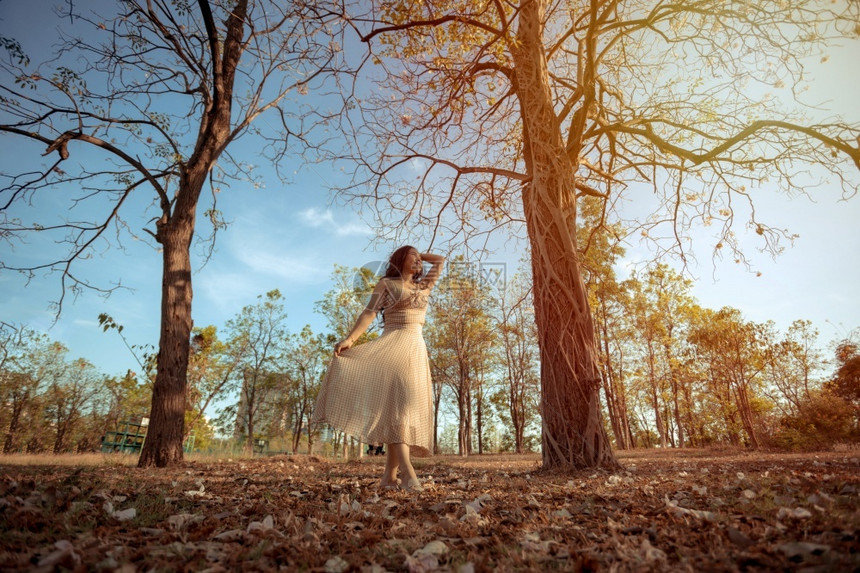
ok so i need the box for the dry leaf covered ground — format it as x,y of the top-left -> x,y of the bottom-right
1,449 -> 858,571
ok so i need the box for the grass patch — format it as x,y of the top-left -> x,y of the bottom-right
0,452 -> 139,466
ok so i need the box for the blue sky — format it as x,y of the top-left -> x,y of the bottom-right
1,0 -> 858,382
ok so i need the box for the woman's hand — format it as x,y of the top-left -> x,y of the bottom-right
334,338 -> 353,356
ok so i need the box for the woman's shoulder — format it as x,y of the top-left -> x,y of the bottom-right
376,277 -> 398,293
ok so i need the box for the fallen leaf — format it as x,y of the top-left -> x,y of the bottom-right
324,555 -> 349,573
213,529 -> 244,542
665,496 -> 717,521
37,540 -> 80,568
639,538 -> 667,563
777,507 -> 812,520
727,526 -> 753,548
777,541 -> 830,560
167,513 -> 199,530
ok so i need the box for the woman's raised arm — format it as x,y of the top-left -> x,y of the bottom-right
420,252 -> 446,290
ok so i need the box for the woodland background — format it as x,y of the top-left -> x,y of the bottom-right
2,245 -> 858,458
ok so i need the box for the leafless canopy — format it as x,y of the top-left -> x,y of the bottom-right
332,0 -> 859,262
0,0 -> 347,311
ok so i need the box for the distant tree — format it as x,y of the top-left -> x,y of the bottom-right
827,335 -> 860,408
641,265 -> 698,448
223,290 -> 289,453
767,320 -> 826,416
1,0 -> 346,467
689,308 -> 773,448
626,276 -> 670,448
315,265 -> 381,344
426,260 -> 497,456
42,357 -> 100,453
0,325 -> 60,453
577,198 -> 635,450
186,325 -> 246,441
824,333 -> 860,435
97,370 -> 152,441
285,325 -> 327,454
492,271 -> 540,454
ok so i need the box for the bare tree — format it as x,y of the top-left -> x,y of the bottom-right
766,320 -> 825,415
689,307 -> 772,448
286,325 -> 327,454
43,357 -> 101,453
494,271 -> 541,454
0,326 -> 61,453
224,290 -> 289,453
332,0 -> 859,468
426,261 -> 497,455
0,1 -> 345,466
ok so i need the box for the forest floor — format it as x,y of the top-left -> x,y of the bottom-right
1,448 -> 858,572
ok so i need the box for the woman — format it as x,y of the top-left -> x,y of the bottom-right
311,246 -> 445,492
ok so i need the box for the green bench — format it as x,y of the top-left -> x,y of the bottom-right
101,420 -> 148,454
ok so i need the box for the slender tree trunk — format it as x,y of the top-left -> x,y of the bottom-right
292,419 -> 303,454
663,344 -> 684,448
646,344 -> 668,448
433,377 -> 443,454
4,397 -> 25,453
475,378 -> 484,454
618,385 -> 635,449
512,0 -> 616,470
458,390 -> 468,456
292,394 -> 305,453
733,378 -> 760,448
509,371 -> 524,454
465,384 -> 473,455
597,323 -> 622,448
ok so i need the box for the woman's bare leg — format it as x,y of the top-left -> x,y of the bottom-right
380,444 -> 399,487
390,443 -> 420,488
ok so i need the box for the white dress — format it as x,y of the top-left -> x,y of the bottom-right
311,278 -> 434,455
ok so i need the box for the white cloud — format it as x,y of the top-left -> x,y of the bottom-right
239,249 -> 328,283
298,207 -> 372,237
300,207 -> 336,228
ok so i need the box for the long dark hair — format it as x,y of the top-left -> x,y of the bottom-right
383,245 -> 422,282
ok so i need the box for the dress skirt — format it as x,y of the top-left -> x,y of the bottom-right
311,309 -> 434,456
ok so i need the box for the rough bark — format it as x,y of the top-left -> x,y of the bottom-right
139,213 -> 196,467
512,0 -> 617,470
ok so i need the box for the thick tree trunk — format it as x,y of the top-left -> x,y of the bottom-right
138,214 -> 195,467
513,0 -> 617,470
